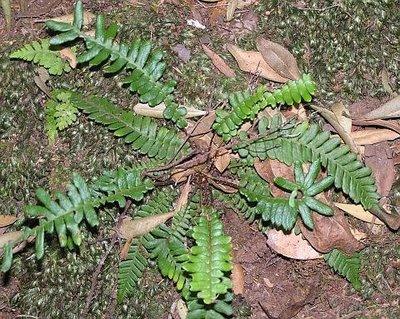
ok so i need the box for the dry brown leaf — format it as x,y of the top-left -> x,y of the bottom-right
60,48 -> 77,69
46,11 -> 95,25
202,44 -> 235,78
364,142 -> 395,197
119,212 -> 174,239
187,111 -> 216,136
226,0 -> 238,21
312,104 -> 360,154
133,103 -> 206,119
214,149 -> 231,173
300,211 -> 364,254
227,44 -> 288,83
0,231 -> 22,248
351,129 -> 400,145
231,263 -> 245,295
256,38 -> 301,81
362,95 -> 400,120
266,229 -> 322,260
334,203 -> 384,225
171,168 -> 197,184
331,102 -> 352,134
0,215 -> 18,228
175,178 -> 192,212
350,228 -> 367,241
34,67 -> 51,96
119,237 -> 133,260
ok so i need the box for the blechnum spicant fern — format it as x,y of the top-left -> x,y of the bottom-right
4,0 -> 400,317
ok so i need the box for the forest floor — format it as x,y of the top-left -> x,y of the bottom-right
1,0 -> 400,318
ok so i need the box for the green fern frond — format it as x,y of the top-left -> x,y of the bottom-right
9,38 -> 71,75
117,241 -> 148,302
44,1 -> 187,127
45,90 -> 79,143
324,249 -> 362,290
235,122 -> 380,212
237,167 -> 270,202
68,91 -> 190,161
257,198 -> 298,231
186,292 -> 234,319
183,210 -> 232,304
213,74 -> 316,141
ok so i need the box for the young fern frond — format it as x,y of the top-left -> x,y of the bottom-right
183,210 -> 232,305
234,122 -> 380,213
45,90 -> 79,143
68,91 -> 190,161
118,241 -> 148,302
324,249 -> 362,290
44,1 -> 188,127
213,74 -> 316,141
9,38 -> 71,75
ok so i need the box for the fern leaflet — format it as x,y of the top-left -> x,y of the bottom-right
324,249 -> 362,290
9,38 -> 71,75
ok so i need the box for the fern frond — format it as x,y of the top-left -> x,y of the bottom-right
117,241 -> 148,302
187,292 -> 234,319
44,90 -> 79,143
183,210 -> 232,304
68,91 -> 190,161
44,1 -> 188,127
324,249 -> 362,290
235,122 -> 380,212
237,167 -> 270,202
9,38 -> 71,75
213,74 -> 316,141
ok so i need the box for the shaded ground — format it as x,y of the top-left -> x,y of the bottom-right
1,0 -> 399,318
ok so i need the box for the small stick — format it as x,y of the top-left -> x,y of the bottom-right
82,200 -> 132,317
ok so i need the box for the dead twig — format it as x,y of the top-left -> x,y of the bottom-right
82,200 -> 132,317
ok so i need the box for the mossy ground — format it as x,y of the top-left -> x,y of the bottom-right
1,0 -> 399,318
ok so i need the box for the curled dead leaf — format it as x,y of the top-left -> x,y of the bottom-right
227,44 -> 288,83
202,44 -> 235,78
214,149 -> 231,173
362,95 -> 400,120
256,38 -> 301,81
351,129 -> 400,145
300,211 -> 364,254
266,229 -> 322,260
334,203 -> 384,225
119,212 -> 174,239
0,215 -> 18,228
60,48 -> 77,69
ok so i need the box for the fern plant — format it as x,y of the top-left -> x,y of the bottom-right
3,1 -> 400,317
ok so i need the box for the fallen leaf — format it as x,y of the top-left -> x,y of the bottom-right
256,38 -> 301,81
133,103 -> 206,119
171,167 -> 196,184
231,263 -> 245,294
174,178 -> 192,212
227,44 -> 288,83
119,212 -> 174,239
334,203 -> 384,225
214,149 -> 231,173
351,128 -> 400,145
331,102 -> 352,134
0,215 -> 18,228
60,48 -> 77,68
362,95 -> 400,120
45,11 -> 95,25
0,231 -> 22,248
299,210 -> 364,254
34,67 -> 51,96
202,44 -> 235,78
350,228 -> 367,241
266,229 -> 322,260
352,119 -> 400,135
187,111 -> 216,136
364,142 -> 395,197
311,104 -> 359,154
172,44 -> 191,63
176,299 -> 188,319
226,0 -> 238,21
119,237 -> 133,260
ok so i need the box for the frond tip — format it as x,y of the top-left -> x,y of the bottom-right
9,39 -> 71,75
183,211 -> 233,304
